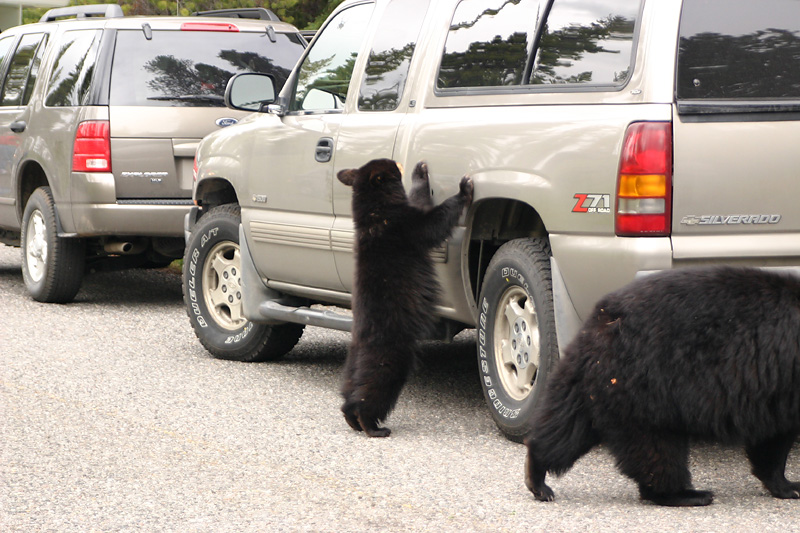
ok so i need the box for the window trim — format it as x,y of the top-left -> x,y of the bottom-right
677,99 -> 800,117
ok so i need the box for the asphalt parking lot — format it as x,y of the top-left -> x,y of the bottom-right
1,243 -> 799,532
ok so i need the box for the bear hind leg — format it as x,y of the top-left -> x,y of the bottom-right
608,431 -> 713,506
746,431 -> 800,499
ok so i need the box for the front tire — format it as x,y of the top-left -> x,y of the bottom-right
183,204 -> 304,362
21,186 -> 85,303
477,238 -> 558,441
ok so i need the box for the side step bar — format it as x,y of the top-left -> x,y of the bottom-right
258,301 -> 353,332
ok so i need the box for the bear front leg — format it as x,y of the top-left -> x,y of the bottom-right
525,441 -> 555,502
358,413 -> 392,438
412,176 -> 473,247
408,161 -> 433,211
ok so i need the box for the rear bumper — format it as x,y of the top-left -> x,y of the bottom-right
64,171 -> 191,237
69,202 -> 191,237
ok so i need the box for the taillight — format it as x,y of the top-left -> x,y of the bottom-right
73,120 -> 111,173
193,155 -> 198,182
615,122 -> 672,237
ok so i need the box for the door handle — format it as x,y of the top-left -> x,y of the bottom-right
9,120 -> 26,133
315,137 -> 334,163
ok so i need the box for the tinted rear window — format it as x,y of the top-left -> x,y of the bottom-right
677,0 -> 800,100
110,29 -> 305,107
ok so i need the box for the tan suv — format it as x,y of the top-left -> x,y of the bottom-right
187,0 -> 800,440
0,4 -> 305,302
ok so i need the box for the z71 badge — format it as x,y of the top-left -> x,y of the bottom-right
573,193 -> 610,213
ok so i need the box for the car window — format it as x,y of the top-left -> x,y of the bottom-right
45,29 -> 102,107
357,0 -> 429,111
676,0 -> 800,100
529,0 -> 639,86
290,2 -> 374,112
437,0 -> 543,89
0,35 -> 15,72
21,34 -> 48,106
109,29 -> 305,107
1,33 -> 47,107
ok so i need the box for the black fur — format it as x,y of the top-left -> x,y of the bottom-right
525,266 -> 800,506
337,159 -> 472,437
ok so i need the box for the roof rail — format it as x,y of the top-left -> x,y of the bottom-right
191,8 -> 280,21
39,4 -> 124,23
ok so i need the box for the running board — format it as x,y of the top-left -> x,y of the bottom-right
258,301 -> 353,332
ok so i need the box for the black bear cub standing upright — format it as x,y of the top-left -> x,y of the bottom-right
337,159 -> 472,437
525,266 -> 800,506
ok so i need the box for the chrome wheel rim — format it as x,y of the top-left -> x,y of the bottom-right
202,241 -> 246,330
25,209 -> 48,283
494,286 -> 540,401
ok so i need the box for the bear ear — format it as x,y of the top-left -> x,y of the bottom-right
337,169 -> 357,186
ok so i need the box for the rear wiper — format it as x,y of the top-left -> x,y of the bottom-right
147,94 -> 224,103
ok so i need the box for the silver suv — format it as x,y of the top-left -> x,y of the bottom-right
0,4 -> 305,302
187,0 -> 800,440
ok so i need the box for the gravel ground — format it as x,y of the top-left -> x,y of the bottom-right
1,243 -> 799,532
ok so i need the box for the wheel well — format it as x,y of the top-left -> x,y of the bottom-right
196,178 -> 238,211
467,199 -> 548,300
17,161 -> 48,221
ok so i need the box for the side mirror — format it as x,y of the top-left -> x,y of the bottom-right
224,73 -> 276,112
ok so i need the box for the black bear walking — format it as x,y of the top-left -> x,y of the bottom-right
525,266 -> 800,506
337,159 -> 472,437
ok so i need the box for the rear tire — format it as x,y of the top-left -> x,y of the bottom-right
21,186 -> 85,303
477,238 -> 558,441
183,203 -> 304,361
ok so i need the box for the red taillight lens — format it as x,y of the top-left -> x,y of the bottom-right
192,155 -> 198,182
73,120 -> 111,173
615,122 -> 672,237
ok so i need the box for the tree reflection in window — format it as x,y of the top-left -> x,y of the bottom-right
358,0 -> 429,111
143,51 -> 293,107
531,9 -> 636,86
359,44 -> 415,110
438,0 -> 537,89
436,0 -> 639,90
109,31 -> 304,107
291,3 -> 374,112
46,31 -> 101,107
677,29 -> 800,99
676,0 -> 800,100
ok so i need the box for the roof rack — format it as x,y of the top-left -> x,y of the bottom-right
39,4 -> 124,23
191,8 -> 280,21
300,30 -> 317,42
